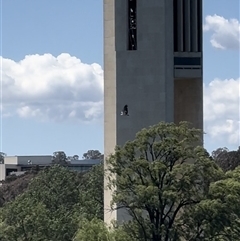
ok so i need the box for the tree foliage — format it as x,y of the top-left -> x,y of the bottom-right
83,150 -> 103,160
0,163 -> 104,241
0,165 -> 100,241
212,147 -> 240,172
74,218 -> 133,241
182,166 -> 240,240
0,171 -> 38,207
106,121 -> 224,241
74,218 -> 111,241
1,124 -> 240,240
0,197 -> 52,241
78,163 -> 104,220
0,152 -> 6,164
52,151 -> 68,166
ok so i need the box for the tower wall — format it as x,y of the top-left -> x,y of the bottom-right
115,0 -> 174,147
104,0 -> 203,224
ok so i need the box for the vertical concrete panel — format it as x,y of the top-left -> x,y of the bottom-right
104,0 -> 117,224
198,0 -> 203,52
184,0 -> 191,52
115,0 -> 127,51
115,0 -> 174,222
0,164 -> 6,181
116,0 -> 173,149
177,0 -> 184,52
191,0 -> 198,52
104,0 -> 175,224
165,0 -> 174,122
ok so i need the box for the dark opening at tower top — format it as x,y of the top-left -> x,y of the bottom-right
173,0 -> 202,53
128,0 -> 137,50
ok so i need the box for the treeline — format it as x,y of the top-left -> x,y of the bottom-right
0,164 -> 103,241
0,122 -> 240,241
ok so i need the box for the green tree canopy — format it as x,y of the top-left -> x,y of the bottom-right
0,196 -> 52,241
52,151 -> 68,166
0,163 -> 104,241
0,152 -> 6,164
78,163 -> 104,220
212,146 -> 240,172
182,166 -> 240,240
74,218 -> 133,241
0,171 -> 37,207
106,121 -> 223,241
83,150 -> 103,160
74,218 -> 111,241
0,166 -> 82,241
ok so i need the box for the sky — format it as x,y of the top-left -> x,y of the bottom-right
0,0 -> 239,157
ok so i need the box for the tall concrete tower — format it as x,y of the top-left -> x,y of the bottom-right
104,0 -> 203,223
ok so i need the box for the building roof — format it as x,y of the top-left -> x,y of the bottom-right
69,159 -> 101,165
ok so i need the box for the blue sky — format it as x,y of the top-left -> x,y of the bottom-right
0,0 -> 239,157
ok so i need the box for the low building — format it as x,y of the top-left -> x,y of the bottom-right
0,155 -> 52,181
68,159 -> 101,172
0,155 -> 101,181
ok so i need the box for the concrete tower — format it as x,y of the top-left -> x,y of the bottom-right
104,0 -> 203,224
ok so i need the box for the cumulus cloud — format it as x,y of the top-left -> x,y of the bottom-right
1,53 -> 103,122
1,53 -> 239,148
203,14 -> 240,50
204,78 -> 240,146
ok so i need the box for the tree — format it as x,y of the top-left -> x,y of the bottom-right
83,150 -> 103,160
0,165 -> 83,241
0,152 -> 6,164
0,197 -> 51,241
212,146 -> 240,172
211,147 -> 229,160
52,151 -> 68,166
0,171 -> 38,207
73,155 -> 79,160
0,164 -> 106,241
74,218 -> 111,241
181,167 -> 240,240
74,218 -> 133,241
106,121 -> 223,241
78,162 -> 104,220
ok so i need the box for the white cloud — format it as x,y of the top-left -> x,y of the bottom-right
204,78 -> 240,147
1,53 -> 239,148
1,53 -> 103,122
203,14 -> 240,50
